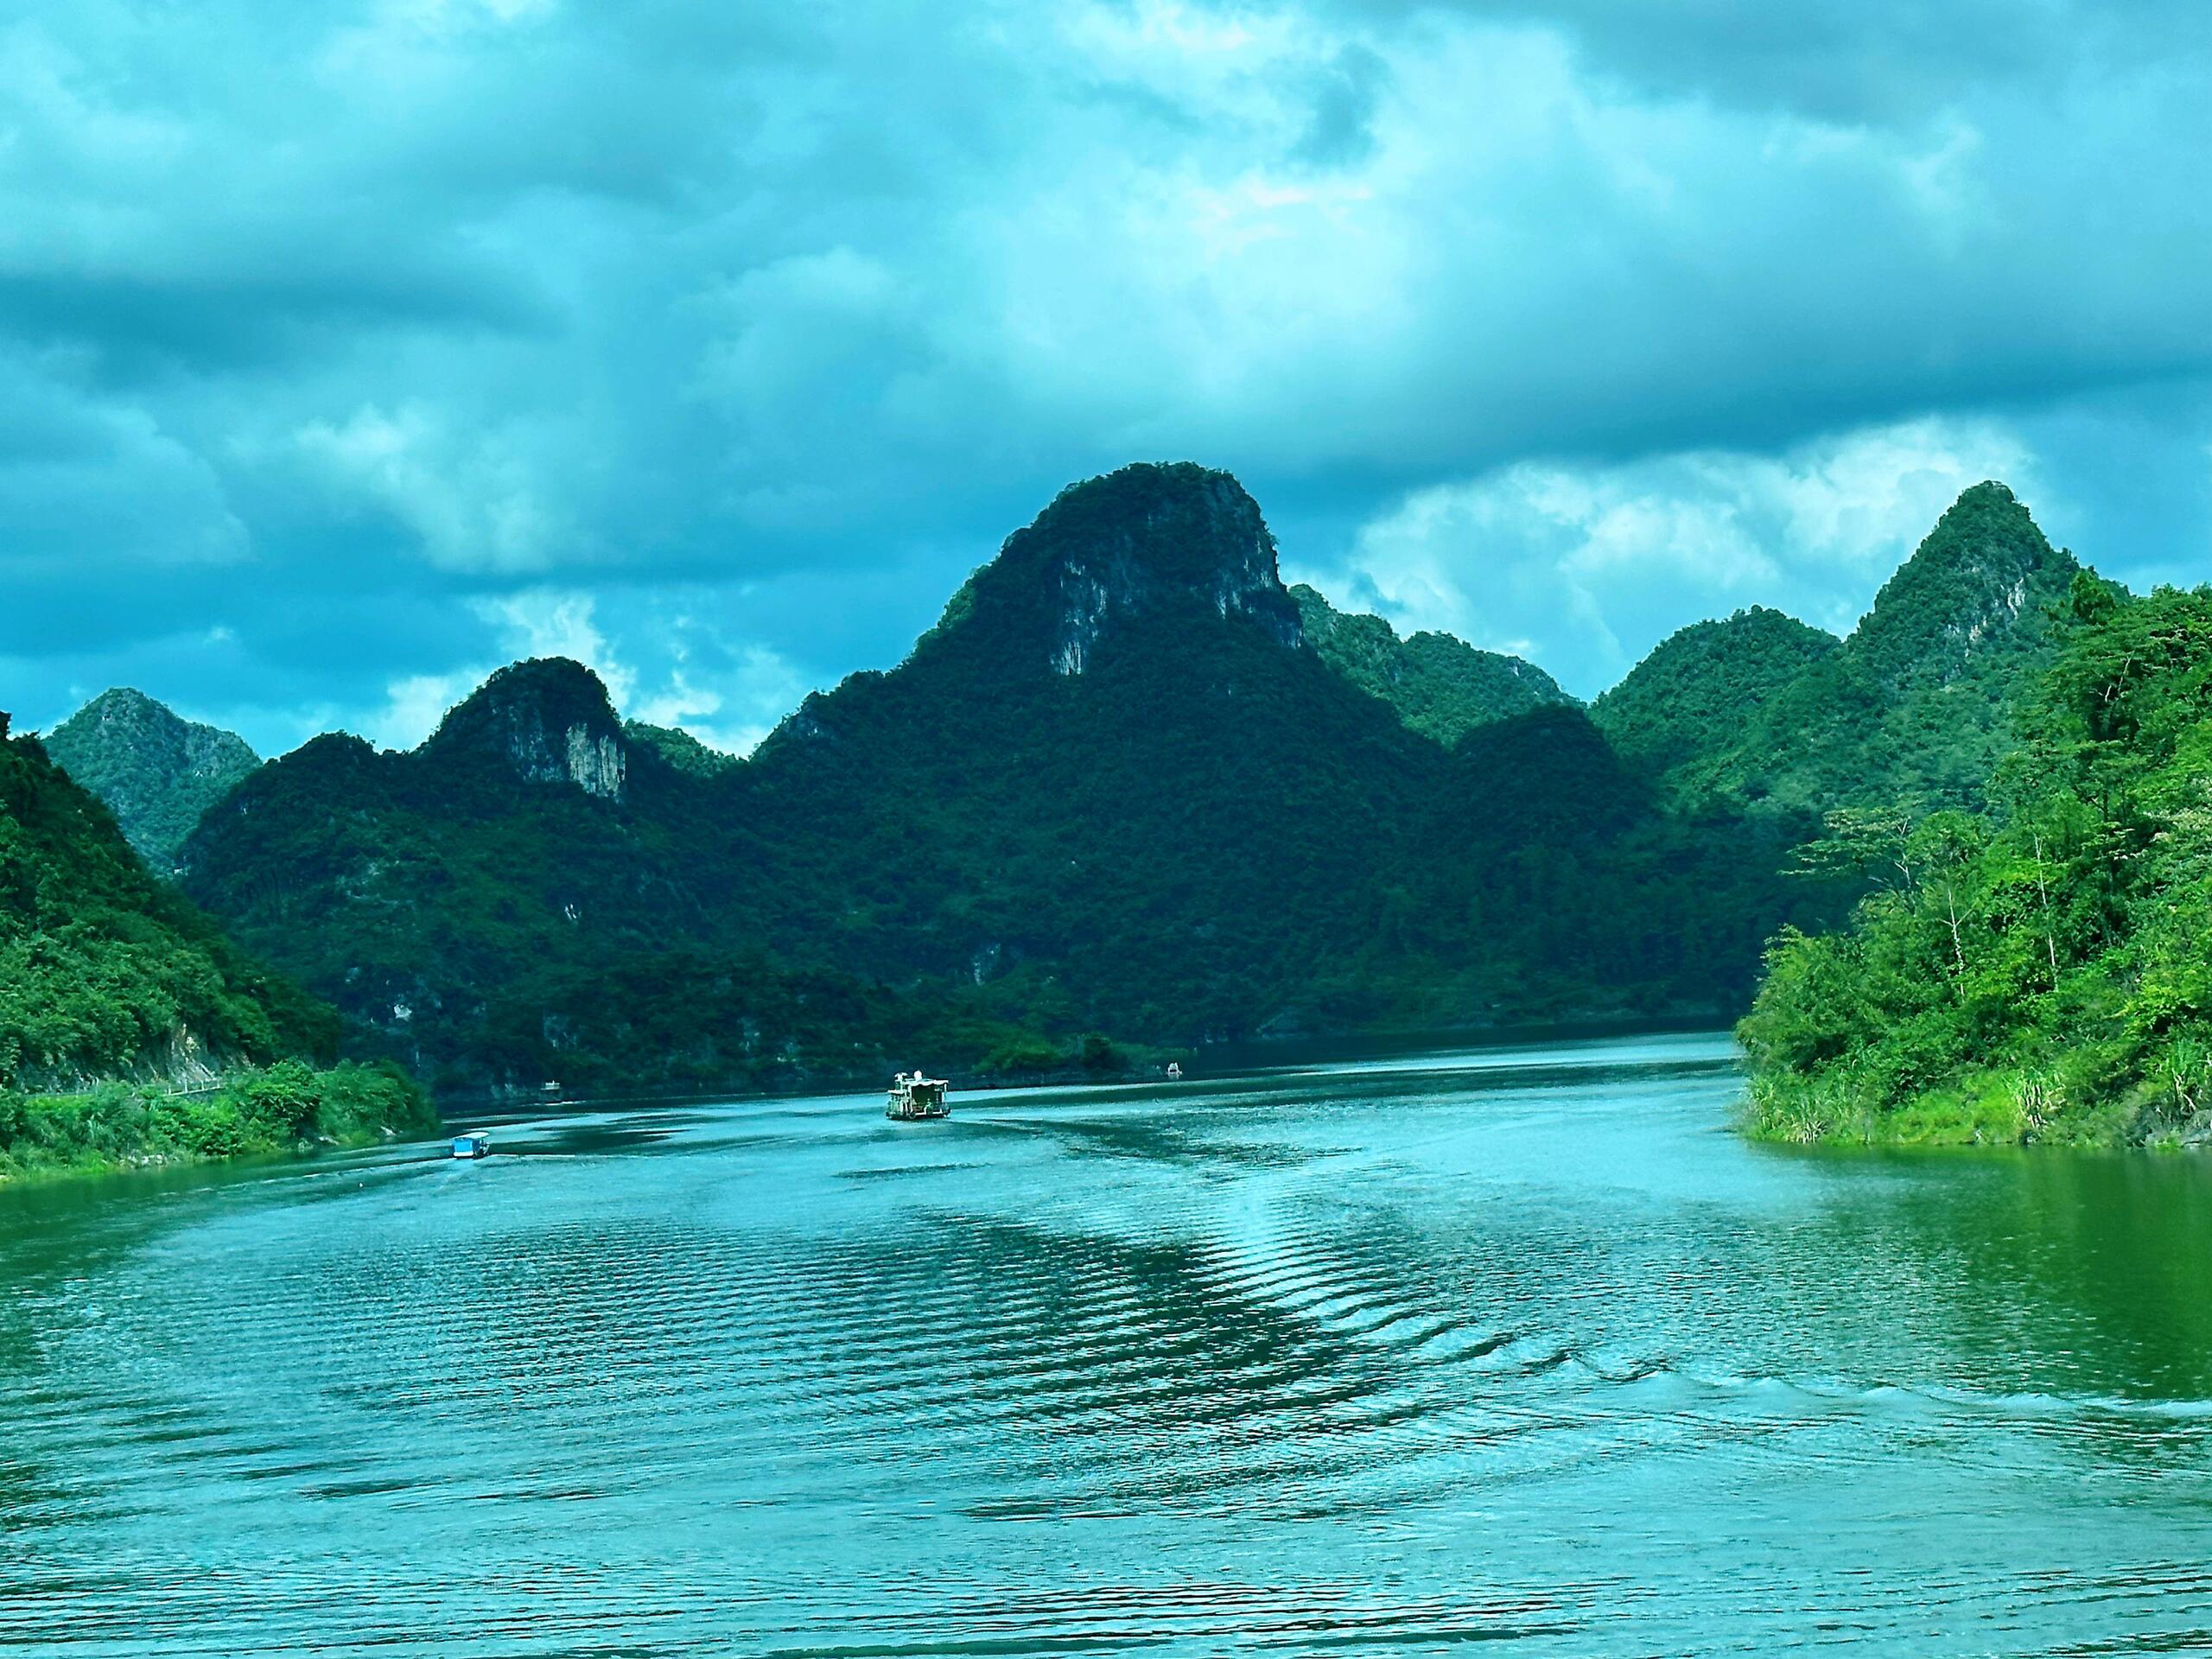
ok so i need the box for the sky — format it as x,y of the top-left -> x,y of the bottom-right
4,0 -> 2212,756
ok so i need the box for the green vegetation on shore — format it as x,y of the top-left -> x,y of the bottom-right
0,1060 -> 435,1182
2,726 -> 435,1183
1742,575 -> 2212,1147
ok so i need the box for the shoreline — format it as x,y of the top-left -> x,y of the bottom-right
0,1062 -> 438,1191
1740,1065 -> 2191,1152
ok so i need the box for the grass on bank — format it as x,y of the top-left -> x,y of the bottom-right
0,1059 -> 438,1183
1742,1057 -> 2167,1150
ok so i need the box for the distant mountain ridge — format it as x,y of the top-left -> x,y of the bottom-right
625,721 -> 738,779
43,688 -> 259,868
1592,608 -> 1842,781
181,461 -> 1815,1092
1292,583 -> 1574,747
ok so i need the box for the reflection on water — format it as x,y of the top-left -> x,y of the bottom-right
7,1032 -> 2212,1653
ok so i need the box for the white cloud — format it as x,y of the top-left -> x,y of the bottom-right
1291,416 -> 2044,696
294,405 -> 564,575
367,668 -> 487,750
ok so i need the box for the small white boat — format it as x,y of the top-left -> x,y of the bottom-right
451,1131 -> 493,1160
886,1072 -> 950,1121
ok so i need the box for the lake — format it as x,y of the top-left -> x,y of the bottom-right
7,1032 -> 2212,1655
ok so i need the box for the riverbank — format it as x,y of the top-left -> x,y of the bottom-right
0,1060 -> 439,1185
1740,1064 -> 2173,1150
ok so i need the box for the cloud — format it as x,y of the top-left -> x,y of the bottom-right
1290,417 -> 2044,696
0,0 -> 2209,752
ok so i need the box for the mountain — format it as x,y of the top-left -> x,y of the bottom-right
1740,572 -> 2210,1147
625,721 -> 739,778
0,717 -> 434,1182
422,658 -> 629,798
182,461 -> 1815,1090
1291,583 -> 1574,746
42,688 -> 260,868
1606,483 -> 2079,813
1592,607 -> 1840,783
0,722 -> 327,1093
178,660 -> 1066,1093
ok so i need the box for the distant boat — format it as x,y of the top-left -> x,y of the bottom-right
451,1132 -> 493,1160
1166,1063 -> 1184,1082
886,1072 -> 950,1121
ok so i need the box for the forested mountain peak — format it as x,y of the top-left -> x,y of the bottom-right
420,658 -> 628,799
1290,583 -> 1574,747
43,687 -> 261,868
1848,480 -> 2077,691
926,462 -> 1302,677
1591,607 -> 1841,779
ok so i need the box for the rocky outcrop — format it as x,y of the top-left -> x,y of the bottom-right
422,658 -> 628,799
931,461 -> 1304,677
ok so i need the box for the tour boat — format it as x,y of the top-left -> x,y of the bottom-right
451,1131 -> 493,1160
886,1072 -> 950,1121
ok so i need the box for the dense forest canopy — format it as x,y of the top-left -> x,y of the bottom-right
1743,574 -> 2212,1146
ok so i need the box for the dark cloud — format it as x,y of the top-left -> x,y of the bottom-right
1,1 -> 2209,752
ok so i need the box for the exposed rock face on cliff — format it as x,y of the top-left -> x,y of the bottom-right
43,687 -> 260,868
423,658 -> 628,799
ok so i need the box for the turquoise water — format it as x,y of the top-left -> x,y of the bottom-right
8,1032 -> 2212,1655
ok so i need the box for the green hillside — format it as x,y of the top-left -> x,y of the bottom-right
625,721 -> 740,778
1291,582 -> 1574,745
1741,572 -> 2212,1147
1600,485 -> 2077,814
43,688 -> 261,868
1592,607 -> 1840,782
0,724 -> 429,1178
1722,484 -> 2077,811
